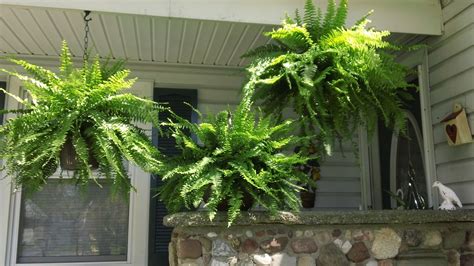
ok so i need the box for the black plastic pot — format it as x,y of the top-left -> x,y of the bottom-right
300,190 -> 316,209
60,136 -> 98,170
217,192 -> 254,211
203,187 -> 254,211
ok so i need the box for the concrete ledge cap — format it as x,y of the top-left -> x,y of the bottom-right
163,210 -> 474,227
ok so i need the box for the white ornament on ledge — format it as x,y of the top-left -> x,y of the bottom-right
432,181 -> 463,210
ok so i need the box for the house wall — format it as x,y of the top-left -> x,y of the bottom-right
0,59 -> 363,212
0,60 -> 362,265
426,0 -> 474,208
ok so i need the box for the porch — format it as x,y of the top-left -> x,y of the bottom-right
0,0 -> 473,265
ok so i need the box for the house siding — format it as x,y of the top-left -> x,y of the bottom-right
310,140 -> 361,210
427,1 -> 474,208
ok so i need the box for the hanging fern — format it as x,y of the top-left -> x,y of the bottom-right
0,41 -> 165,195
242,0 -> 413,156
157,93 -> 313,226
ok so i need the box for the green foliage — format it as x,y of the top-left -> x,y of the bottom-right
157,94 -> 313,226
242,0 -> 413,156
0,41 -> 164,195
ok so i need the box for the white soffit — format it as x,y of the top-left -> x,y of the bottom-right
0,4 -> 433,69
1,0 -> 442,35
0,5 -> 274,68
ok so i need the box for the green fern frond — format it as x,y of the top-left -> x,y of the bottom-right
321,0 -> 336,36
7,59 -> 60,89
354,10 -> 374,27
266,24 -> 313,52
241,44 -> 286,59
283,13 -> 295,25
333,0 -> 348,29
303,0 -> 317,28
59,40 -> 73,77
295,8 -> 303,25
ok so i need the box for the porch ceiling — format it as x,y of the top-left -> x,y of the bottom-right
1,0 -> 443,35
0,5 -> 426,70
0,5 -> 273,68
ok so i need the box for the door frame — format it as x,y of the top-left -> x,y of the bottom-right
365,47 -> 438,209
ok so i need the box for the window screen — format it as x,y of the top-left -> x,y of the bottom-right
17,180 -> 129,263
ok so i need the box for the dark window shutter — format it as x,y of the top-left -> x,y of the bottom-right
149,88 -> 197,266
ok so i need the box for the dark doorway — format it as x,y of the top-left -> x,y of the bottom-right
378,77 -> 428,209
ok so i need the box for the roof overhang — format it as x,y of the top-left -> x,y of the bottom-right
1,0 -> 442,35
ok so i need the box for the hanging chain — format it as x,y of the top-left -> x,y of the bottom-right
83,10 -> 92,63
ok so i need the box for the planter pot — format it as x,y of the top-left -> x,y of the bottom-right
60,137 -> 79,170
300,190 -> 316,209
217,192 -> 254,211
60,136 -> 98,170
204,188 -> 254,211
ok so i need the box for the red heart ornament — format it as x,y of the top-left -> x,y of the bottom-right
445,124 -> 457,143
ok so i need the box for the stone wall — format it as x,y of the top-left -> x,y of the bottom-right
164,210 -> 474,266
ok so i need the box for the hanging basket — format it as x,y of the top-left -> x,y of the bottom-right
60,136 -> 98,170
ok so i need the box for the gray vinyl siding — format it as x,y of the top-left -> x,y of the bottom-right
315,150 -> 361,210
427,1 -> 474,208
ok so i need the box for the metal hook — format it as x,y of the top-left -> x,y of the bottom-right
83,10 -> 92,22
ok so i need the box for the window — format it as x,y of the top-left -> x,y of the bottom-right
17,180 -> 129,263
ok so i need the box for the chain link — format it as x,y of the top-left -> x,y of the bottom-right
83,11 -> 92,63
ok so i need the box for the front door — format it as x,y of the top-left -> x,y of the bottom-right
378,77 -> 429,209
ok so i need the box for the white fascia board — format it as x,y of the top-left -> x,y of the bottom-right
1,0 -> 442,35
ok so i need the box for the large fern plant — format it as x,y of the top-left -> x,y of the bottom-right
0,42 -> 164,195
243,0 -> 413,155
158,92 -> 312,226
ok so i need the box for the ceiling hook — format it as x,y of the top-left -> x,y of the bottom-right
83,10 -> 92,22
